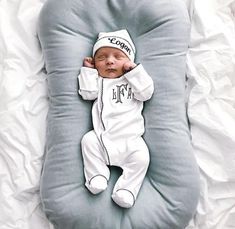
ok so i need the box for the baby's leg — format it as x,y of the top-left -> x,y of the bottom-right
112,138 -> 150,208
81,130 -> 110,194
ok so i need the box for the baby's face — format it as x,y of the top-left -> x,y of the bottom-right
94,47 -> 130,79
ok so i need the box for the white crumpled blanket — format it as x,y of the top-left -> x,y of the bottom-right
0,0 -> 51,228
185,0 -> 235,228
0,0 -> 234,228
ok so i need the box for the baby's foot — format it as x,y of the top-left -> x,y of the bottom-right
88,175 -> 108,194
112,189 -> 135,208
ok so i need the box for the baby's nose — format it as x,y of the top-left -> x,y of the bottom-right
106,56 -> 115,64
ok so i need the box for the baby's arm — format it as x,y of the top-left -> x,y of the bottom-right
78,57 -> 98,100
124,62 -> 154,101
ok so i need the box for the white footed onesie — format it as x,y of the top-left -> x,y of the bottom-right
78,64 -> 154,208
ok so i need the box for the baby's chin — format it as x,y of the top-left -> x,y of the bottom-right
102,75 -> 121,79
100,72 -> 124,79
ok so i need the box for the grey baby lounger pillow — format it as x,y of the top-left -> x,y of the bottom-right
38,0 -> 200,228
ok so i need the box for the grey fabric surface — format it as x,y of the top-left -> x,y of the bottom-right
37,0 -> 200,228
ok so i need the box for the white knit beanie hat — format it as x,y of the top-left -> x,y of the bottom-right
93,29 -> 136,62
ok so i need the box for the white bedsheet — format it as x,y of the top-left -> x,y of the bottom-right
185,0 -> 235,228
0,0 -> 234,228
0,0 -> 51,228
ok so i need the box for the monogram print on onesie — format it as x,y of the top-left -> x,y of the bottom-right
112,83 -> 133,104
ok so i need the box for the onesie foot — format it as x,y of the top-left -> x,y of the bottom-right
112,189 -> 135,208
88,175 -> 108,194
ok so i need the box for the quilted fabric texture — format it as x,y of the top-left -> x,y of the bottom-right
37,0 -> 200,228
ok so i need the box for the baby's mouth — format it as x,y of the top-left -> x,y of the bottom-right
106,69 -> 116,73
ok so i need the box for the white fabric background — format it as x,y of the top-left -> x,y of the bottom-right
0,0 -> 51,228
0,0 -> 234,228
185,0 -> 235,228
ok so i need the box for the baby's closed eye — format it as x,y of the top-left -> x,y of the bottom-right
96,55 -> 106,61
114,52 -> 127,59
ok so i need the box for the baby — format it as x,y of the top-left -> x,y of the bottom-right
78,29 -> 154,208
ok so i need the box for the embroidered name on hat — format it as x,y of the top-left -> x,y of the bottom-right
108,37 -> 131,55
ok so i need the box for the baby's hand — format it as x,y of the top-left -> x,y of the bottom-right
123,61 -> 137,73
83,57 -> 95,68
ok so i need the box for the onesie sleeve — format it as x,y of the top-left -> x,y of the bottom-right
124,64 -> 154,101
78,67 -> 99,100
